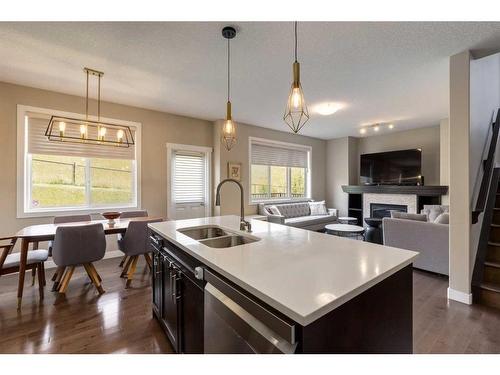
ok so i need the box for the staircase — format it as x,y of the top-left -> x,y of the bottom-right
472,109 -> 500,309
473,172 -> 500,309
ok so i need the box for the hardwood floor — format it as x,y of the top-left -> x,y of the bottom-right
0,257 -> 173,354
0,258 -> 499,353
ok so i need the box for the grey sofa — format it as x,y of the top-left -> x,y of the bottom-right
382,205 -> 449,275
258,200 -> 338,231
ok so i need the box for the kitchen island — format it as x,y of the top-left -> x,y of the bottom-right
148,215 -> 418,354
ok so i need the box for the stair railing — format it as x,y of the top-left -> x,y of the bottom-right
472,109 -> 500,224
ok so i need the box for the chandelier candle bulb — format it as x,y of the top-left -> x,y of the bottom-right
98,126 -> 107,141
79,124 -> 87,139
58,122 -> 66,138
117,129 -> 124,143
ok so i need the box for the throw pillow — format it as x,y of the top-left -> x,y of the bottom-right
434,212 -> 449,224
309,201 -> 327,215
390,211 -> 427,222
267,205 -> 281,216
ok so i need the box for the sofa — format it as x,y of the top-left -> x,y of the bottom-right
258,200 -> 338,231
382,205 -> 449,275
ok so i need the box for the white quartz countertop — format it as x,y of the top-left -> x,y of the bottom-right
149,215 -> 418,326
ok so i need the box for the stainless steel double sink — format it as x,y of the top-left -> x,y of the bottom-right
177,225 -> 259,248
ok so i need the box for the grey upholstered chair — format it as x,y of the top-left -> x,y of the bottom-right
52,223 -> 106,295
0,236 -> 48,301
116,210 -> 148,268
118,218 -> 162,288
50,214 -> 92,290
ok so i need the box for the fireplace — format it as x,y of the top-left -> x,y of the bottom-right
370,203 -> 407,219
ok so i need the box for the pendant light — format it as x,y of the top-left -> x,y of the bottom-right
283,21 -> 309,133
45,67 -> 134,147
221,26 -> 237,151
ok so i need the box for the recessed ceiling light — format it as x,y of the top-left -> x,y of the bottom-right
388,124 -> 394,129
313,102 -> 345,116
373,125 -> 380,132
359,128 -> 366,134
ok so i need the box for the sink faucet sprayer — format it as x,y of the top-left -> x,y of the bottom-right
215,178 -> 252,232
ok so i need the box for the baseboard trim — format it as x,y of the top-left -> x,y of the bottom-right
44,250 -> 123,269
447,287 -> 473,305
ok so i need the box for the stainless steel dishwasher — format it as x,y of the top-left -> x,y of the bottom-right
197,267 -> 297,354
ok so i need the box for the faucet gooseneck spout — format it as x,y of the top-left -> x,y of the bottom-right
215,178 -> 252,232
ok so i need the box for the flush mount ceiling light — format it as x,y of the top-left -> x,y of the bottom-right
313,102 -> 345,116
220,26 -> 237,152
283,21 -> 309,134
359,122 -> 395,135
45,68 -> 134,147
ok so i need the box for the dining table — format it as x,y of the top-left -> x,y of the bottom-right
14,216 -> 163,309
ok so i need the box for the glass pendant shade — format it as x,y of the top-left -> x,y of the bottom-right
284,61 -> 309,133
221,101 -> 237,151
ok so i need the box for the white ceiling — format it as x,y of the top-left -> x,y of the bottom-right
1,22 -> 500,139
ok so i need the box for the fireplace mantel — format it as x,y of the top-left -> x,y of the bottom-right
341,185 -> 448,196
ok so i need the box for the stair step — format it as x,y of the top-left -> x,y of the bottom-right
485,261 -> 500,268
488,241 -> 500,247
477,283 -> 500,310
480,282 -> 500,293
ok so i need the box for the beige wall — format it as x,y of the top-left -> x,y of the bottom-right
213,120 -> 327,216
356,125 -> 441,185
449,50 -> 472,303
440,118 -> 450,205
0,81 -> 213,238
325,137 -> 358,216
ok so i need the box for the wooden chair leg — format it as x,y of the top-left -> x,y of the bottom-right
84,263 -> 105,295
144,253 -> 152,271
119,255 -> 128,267
52,266 -> 66,292
88,263 -> 102,282
37,263 -> 44,300
58,266 -> 75,294
120,256 -> 133,278
51,267 -> 60,282
31,267 -> 36,286
126,256 -> 139,288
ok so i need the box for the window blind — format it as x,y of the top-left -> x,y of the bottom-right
172,151 -> 205,204
251,141 -> 308,168
26,112 -> 136,160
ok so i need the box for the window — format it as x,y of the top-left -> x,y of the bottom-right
249,138 -> 311,202
18,106 -> 141,217
172,151 -> 205,204
167,143 -> 212,220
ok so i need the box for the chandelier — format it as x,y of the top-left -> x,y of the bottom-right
45,68 -> 135,147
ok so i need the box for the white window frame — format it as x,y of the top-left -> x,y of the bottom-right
248,136 -> 312,205
166,143 -> 212,219
16,104 -> 142,218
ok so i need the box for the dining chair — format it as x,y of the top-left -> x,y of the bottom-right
118,218 -> 163,288
117,210 -> 148,268
50,214 -> 92,291
0,236 -> 48,301
52,223 -> 106,295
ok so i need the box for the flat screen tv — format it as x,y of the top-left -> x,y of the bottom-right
360,149 -> 422,186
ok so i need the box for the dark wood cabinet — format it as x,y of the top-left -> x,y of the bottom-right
151,232 -> 204,353
161,252 -> 181,351
152,247 -> 162,318
179,271 -> 204,353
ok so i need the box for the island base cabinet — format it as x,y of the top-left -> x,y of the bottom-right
151,233 -> 205,354
297,265 -> 413,354
179,272 -> 204,354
